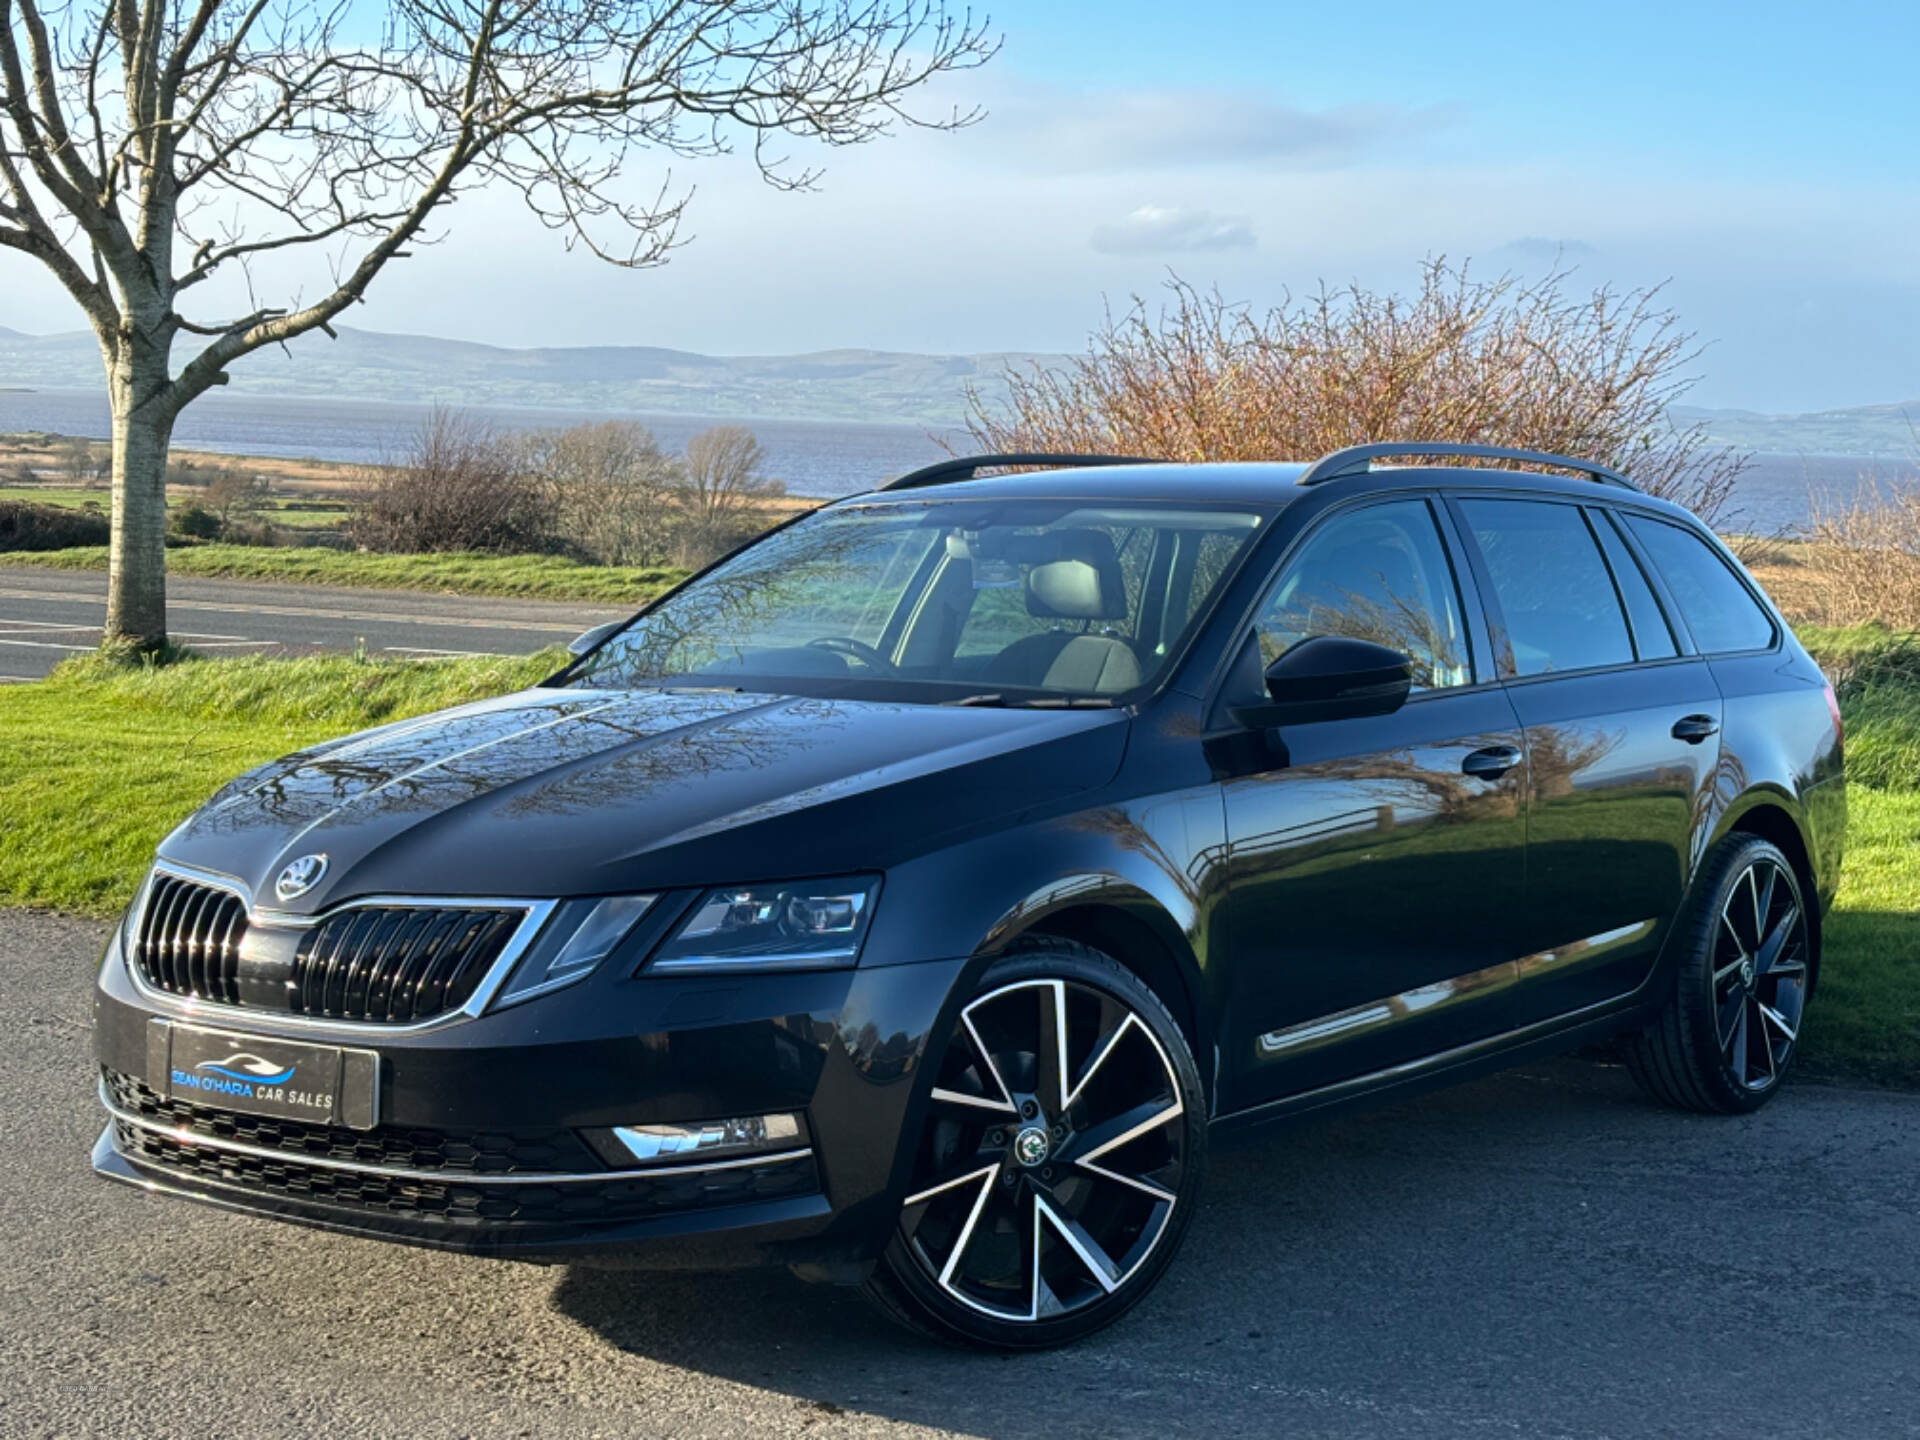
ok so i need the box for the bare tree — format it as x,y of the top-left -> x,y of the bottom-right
679,423 -> 782,560
201,465 -> 265,525
0,1 -> 993,648
350,407 -> 551,553
523,419 -> 682,565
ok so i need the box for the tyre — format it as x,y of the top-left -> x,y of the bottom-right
863,937 -> 1206,1349
1625,835 -> 1813,1114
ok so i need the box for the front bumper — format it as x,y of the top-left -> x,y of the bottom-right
92,925 -> 967,1268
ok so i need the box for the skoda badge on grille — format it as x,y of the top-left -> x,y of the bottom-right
274,853 -> 329,901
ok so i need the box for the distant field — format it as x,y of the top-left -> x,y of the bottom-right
0,485 -> 350,529
3,541 -> 690,604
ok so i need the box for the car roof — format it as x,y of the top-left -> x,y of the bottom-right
835,460 -> 1700,523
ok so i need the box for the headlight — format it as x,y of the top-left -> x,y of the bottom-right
492,893 -> 657,1008
645,877 -> 880,974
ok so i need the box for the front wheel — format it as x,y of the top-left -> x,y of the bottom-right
1625,835 -> 1813,1114
863,938 -> 1206,1349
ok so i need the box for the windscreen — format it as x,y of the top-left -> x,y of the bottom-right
567,497 -> 1267,703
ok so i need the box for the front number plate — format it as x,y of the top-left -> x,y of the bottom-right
158,1022 -> 378,1129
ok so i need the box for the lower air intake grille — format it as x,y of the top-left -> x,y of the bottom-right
132,874 -> 247,1004
290,906 -> 526,1023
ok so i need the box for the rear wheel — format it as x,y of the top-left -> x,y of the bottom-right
863,938 -> 1206,1349
1625,835 -> 1812,1114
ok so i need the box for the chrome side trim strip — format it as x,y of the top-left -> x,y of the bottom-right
99,1082 -> 812,1186
122,860 -> 561,1040
1257,920 -> 1657,1057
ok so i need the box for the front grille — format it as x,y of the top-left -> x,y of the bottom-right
104,1070 -> 820,1231
103,1069 -> 598,1175
133,874 -> 247,1004
290,905 -> 525,1022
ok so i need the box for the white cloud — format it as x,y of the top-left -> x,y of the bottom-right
982,84 -> 1446,174
1089,205 -> 1256,255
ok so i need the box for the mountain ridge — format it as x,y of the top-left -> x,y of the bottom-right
0,321 -> 1912,452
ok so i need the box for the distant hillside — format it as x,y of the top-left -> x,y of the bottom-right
1674,400 -> 1919,460
0,324 -> 1066,427
3,319 -> 1911,446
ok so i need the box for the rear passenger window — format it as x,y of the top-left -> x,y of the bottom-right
1457,499 -> 1633,677
1623,516 -> 1776,654
1592,511 -> 1679,660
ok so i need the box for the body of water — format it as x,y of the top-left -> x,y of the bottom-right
2,386 -> 1913,532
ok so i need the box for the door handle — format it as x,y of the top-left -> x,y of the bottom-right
1462,744 -> 1523,780
1671,714 -> 1720,744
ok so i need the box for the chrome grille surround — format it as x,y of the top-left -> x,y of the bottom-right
121,860 -> 560,1037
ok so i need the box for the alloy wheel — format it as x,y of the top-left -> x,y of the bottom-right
899,977 -> 1187,1323
1712,856 -> 1809,1090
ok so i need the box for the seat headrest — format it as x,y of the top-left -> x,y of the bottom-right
1023,529 -> 1127,620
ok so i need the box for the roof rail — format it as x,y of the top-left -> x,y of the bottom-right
881,451 -> 1160,492
1297,442 -> 1639,492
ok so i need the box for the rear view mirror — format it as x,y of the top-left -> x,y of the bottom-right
567,621 -> 623,657
1231,635 -> 1414,729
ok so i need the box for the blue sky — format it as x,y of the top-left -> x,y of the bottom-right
3,1 -> 1916,411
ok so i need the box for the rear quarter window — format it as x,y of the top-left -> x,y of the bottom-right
1623,515 -> 1776,654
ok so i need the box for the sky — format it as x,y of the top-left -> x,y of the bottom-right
3,0 -> 1917,412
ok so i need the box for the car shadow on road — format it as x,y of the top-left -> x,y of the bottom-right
547,1056 -> 1704,1438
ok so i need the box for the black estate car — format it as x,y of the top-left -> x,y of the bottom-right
93,442 -> 1845,1348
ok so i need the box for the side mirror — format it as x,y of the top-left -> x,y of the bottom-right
567,620 -> 624,657
1231,635 -> 1414,729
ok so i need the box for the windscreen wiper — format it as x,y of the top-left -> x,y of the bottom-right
942,692 -> 1115,709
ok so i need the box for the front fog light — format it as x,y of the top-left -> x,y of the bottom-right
584,1112 -> 810,1168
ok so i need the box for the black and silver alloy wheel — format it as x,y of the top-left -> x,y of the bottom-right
1710,853 -> 1809,1090
1627,835 -> 1814,1114
865,938 -> 1205,1348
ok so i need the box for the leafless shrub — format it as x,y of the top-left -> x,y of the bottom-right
522,422 -> 684,566
350,410 -> 554,554
969,261 -> 1749,529
1800,478 -> 1920,630
679,427 -> 785,565
58,436 -> 103,487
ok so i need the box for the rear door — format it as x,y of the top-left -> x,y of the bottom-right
1448,494 -> 1724,1021
1216,494 -> 1530,1109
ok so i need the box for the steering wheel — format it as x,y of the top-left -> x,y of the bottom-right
806,636 -> 899,675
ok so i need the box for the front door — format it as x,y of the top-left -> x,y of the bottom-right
1215,495 -> 1530,1111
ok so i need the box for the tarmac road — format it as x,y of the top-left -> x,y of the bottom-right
0,565 -> 632,680
4,908 -> 1917,1439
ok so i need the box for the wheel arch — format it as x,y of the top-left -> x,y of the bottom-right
1718,794 -> 1823,978
980,884 -> 1213,1110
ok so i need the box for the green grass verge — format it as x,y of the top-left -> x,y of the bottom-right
0,542 -> 688,604
1802,787 -> 1920,1086
0,646 -> 1913,1084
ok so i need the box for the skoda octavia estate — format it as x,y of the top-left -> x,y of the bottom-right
92,442 -> 1844,1348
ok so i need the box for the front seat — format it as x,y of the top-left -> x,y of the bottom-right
982,530 -> 1141,694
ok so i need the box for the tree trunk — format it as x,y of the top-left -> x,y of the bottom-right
103,342 -> 175,650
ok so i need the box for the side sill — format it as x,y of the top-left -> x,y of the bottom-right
1209,989 -> 1648,1137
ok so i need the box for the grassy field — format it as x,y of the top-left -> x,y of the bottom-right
0,487 -> 350,530
0,635 -> 1913,1084
2,542 -> 689,604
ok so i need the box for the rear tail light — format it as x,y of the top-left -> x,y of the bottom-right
1823,680 -> 1844,744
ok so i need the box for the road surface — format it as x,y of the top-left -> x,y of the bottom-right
4,908 -> 1916,1439
0,565 -> 630,681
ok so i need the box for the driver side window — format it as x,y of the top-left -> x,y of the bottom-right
1252,499 -> 1472,691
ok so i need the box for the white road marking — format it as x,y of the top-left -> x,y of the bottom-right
381,645 -> 510,658
0,637 -> 94,652
0,586 -> 603,633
